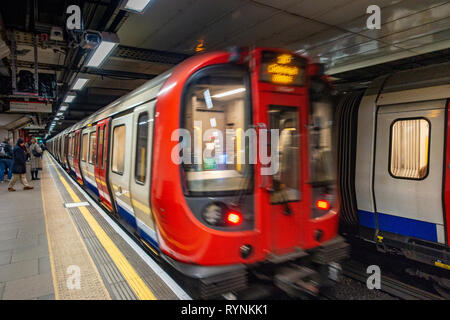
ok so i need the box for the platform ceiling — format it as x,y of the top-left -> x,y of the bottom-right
119,0 -> 450,74
0,0 -> 448,136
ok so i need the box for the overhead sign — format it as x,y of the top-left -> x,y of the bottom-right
23,124 -> 46,130
8,100 -> 52,113
259,51 -> 306,86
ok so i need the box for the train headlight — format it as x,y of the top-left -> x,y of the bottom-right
202,203 -> 223,226
226,211 -> 242,225
202,203 -> 243,227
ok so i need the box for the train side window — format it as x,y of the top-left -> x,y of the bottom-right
81,133 -> 88,162
89,132 -> 96,164
112,125 -> 126,175
390,118 -> 430,180
135,113 -> 149,184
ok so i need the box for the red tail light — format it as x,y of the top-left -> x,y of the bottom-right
316,200 -> 330,211
226,211 -> 243,225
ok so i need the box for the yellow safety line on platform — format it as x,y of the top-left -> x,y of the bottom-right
47,154 -> 157,300
41,154 -> 110,299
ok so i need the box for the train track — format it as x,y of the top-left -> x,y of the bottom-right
342,259 -> 444,300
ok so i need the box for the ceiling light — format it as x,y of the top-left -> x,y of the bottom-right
86,33 -> 119,68
124,0 -> 151,12
64,94 -> 76,103
212,87 -> 246,98
59,104 -> 68,111
71,77 -> 90,90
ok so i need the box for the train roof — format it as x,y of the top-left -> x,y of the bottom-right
51,68 -> 173,140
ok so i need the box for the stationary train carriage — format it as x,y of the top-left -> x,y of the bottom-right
338,62 -> 450,291
47,47 -> 348,299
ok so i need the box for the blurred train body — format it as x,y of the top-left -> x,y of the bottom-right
338,62 -> 450,288
47,48 -> 348,299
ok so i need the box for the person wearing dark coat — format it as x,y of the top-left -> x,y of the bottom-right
0,137 -> 13,182
8,138 -> 33,191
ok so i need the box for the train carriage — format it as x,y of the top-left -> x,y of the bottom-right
47,47 -> 348,299
338,62 -> 450,291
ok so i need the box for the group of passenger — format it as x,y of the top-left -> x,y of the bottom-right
0,137 -> 44,192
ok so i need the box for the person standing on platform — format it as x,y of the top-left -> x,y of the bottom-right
30,138 -> 42,180
8,138 -> 33,191
0,137 -> 13,183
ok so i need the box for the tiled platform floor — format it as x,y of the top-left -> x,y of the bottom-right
0,171 -> 54,300
0,154 -> 188,300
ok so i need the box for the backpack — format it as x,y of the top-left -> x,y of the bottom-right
32,147 -> 42,157
0,143 -> 6,157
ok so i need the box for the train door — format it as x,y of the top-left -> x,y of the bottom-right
373,100 -> 447,244
73,129 -> 84,184
84,128 -> 99,198
79,130 -> 90,185
129,102 -> 158,250
263,93 -> 306,254
95,119 -> 114,211
63,135 -> 69,169
109,114 -> 137,231
67,133 -> 75,176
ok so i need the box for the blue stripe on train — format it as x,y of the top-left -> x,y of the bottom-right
358,210 -> 437,242
138,228 -> 159,250
84,179 -> 100,197
116,204 -> 138,229
116,203 -> 159,251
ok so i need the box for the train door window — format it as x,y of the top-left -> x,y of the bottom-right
103,127 -> 108,170
97,127 -> 103,167
390,118 -> 430,179
135,113 -> 148,184
81,133 -> 88,162
75,135 -> 79,159
269,105 -> 300,203
69,136 -> 73,157
112,125 -> 126,175
89,132 -> 96,164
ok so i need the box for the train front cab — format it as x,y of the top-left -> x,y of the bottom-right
151,48 -> 348,298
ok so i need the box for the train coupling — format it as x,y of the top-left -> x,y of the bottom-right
274,265 -> 320,298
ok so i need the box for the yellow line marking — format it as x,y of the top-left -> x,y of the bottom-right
435,261 -> 450,270
47,154 -> 157,300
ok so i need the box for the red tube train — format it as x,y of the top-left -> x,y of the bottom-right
47,47 -> 348,298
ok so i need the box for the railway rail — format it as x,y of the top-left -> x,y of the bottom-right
342,259 -> 444,300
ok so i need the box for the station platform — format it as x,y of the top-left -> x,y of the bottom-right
0,152 -> 190,300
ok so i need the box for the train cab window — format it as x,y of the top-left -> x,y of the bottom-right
112,125 -> 126,175
135,113 -> 149,184
269,106 -> 300,203
89,132 -> 96,164
81,133 -> 88,162
182,66 -> 252,195
390,118 -> 430,179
